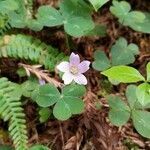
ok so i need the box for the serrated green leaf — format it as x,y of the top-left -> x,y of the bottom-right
35,84 -> 60,107
108,95 -> 130,126
53,100 -> 72,121
62,84 -> 86,97
102,65 -> 145,83
111,37 -> 139,66
147,62 -> 150,81
92,50 -> 111,71
136,83 -> 150,106
132,110 -> 150,138
39,108 -> 51,123
89,0 -> 109,11
37,6 -> 63,27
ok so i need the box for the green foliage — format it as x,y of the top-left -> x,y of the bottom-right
29,145 -> 50,150
125,85 -> 142,109
0,145 -> 14,150
92,37 -> 139,71
132,110 -> 150,138
108,84 -> 150,138
89,0 -> 109,11
0,0 -> 18,14
111,38 -> 139,66
0,78 -> 28,150
39,107 -> 52,123
101,65 -> 145,83
60,0 -> 94,37
37,6 -> 63,27
147,62 -> 150,81
33,84 -> 85,120
92,51 -> 111,71
136,83 -> 150,106
110,1 -> 150,33
0,34 -> 67,71
108,95 -> 130,126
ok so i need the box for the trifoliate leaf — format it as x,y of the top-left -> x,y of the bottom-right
110,1 -> 149,33
60,0 -> 94,37
101,66 -> 145,83
111,37 -> 139,66
92,50 -> 111,71
110,1 -> 131,22
108,95 -> 130,126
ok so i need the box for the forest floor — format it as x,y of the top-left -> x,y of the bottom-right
0,0 -> 150,150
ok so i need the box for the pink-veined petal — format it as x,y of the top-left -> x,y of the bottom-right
62,72 -> 74,85
56,61 -> 69,72
74,74 -> 87,85
78,61 -> 90,73
69,52 -> 80,65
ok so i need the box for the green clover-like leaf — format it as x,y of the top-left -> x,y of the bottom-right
110,1 -> 149,33
64,16 -> 94,37
35,84 -> 60,107
92,50 -> 111,71
108,95 -> 130,126
111,37 -> 139,66
62,84 -> 86,97
37,6 -> 63,27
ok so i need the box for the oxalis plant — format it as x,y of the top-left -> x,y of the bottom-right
0,0 -> 150,150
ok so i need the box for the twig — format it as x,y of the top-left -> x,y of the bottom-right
19,63 -> 63,87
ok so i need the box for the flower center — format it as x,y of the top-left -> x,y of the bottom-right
70,66 -> 78,75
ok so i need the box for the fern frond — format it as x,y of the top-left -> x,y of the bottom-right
0,78 -> 28,150
0,14 -> 12,35
0,34 -> 67,70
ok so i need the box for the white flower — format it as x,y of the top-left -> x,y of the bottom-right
57,52 -> 90,85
